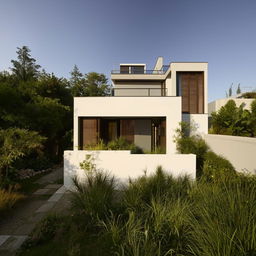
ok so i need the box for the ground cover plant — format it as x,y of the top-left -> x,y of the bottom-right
20,160 -> 256,256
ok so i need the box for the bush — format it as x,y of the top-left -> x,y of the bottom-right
22,214 -> 66,248
210,99 -> 256,137
0,188 -> 24,215
175,122 -> 209,177
188,177 -> 256,256
123,167 -> 191,212
71,171 -> 117,221
201,151 -> 236,182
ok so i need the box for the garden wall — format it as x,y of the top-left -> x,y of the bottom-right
204,134 -> 256,174
64,150 -> 196,188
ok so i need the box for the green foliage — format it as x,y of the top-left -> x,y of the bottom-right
0,128 -> 45,187
69,65 -> 111,97
23,214 -> 65,248
84,137 -> 144,154
11,46 -> 41,81
175,122 -> 209,177
210,99 -> 256,137
20,166 -> 256,256
71,171 -> 117,221
201,151 -> 236,182
0,188 -> 25,215
189,178 -> 256,256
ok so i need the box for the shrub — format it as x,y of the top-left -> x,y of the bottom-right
0,188 -> 24,214
175,122 -> 209,177
71,171 -> 117,221
123,167 -> 191,212
102,168 -> 193,256
23,214 -> 66,248
188,177 -> 256,256
210,99 -> 256,137
201,151 -> 236,182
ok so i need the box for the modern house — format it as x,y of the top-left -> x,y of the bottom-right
64,57 -> 208,187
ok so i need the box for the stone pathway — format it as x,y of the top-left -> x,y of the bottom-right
0,167 -> 69,256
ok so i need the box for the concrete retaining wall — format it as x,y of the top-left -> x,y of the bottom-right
64,150 -> 196,188
204,134 -> 256,174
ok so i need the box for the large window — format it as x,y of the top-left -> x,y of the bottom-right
78,117 -> 166,152
177,72 -> 204,114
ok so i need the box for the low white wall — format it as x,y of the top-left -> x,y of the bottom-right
208,98 -> 255,115
204,134 -> 256,174
64,150 -> 196,188
182,114 -> 208,135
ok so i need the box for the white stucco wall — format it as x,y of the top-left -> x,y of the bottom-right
73,97 -> 182,155
182,114 -> 208,135
208,98 -> 255,115
204,134 -> 256,174
64,150 -> 196,187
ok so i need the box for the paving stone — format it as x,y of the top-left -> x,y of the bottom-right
45,184 -> 62,189
55,186 -> 67,194
33,188 -> 51,195
48,193 -> 63,202
0,236 -> 9,247
35,202 -> 55,213
0,236 -> 27,251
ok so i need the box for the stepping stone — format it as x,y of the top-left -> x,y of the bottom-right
55,186 -> 67,194
48,193 -> 63,202
45,184 -> 62,189
33,188 -> 50,195
0,235 -> 27,251
35,202 -> 55,213
0,236 -> 10,247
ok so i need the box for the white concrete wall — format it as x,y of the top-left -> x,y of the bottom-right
208,98 -> 255,115
64,150 -> 196,187
73,97 -> 182,155
182,114 -> 208,135
204,134 -> 256,174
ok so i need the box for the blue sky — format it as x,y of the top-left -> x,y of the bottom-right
1,0 -> 256,101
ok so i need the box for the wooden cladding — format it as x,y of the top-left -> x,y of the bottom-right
80,118 -> 99,148
120,120 -> 134,143
177,72 -> 204,114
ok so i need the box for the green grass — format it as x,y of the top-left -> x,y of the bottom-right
19,168 -> 256,256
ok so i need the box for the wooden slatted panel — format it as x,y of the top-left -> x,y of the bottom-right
197,72 -> 204,113
181,73 -> 190,113
189,73 -> 198,114
82,119 -> 98,148
120,119 -> 134,143
160,120 -> 166,152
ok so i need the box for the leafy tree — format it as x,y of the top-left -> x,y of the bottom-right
69,66 -> 111,96
236,83 -> 241,94
69,65 -> 84,97
0,128 -> 45,186
11,46 -> 41,81
83,72 -> 111,96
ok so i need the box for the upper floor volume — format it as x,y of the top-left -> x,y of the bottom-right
111,57 -> 208,115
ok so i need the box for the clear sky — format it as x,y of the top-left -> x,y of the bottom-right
1,0 -> 256,101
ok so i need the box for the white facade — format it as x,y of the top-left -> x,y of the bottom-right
64,57 -> 209,186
